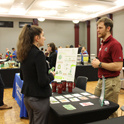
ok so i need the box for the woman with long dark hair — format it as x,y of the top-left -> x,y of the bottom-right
17,24 -> 55,124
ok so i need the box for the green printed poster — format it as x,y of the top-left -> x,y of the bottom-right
54,48 -> 78,82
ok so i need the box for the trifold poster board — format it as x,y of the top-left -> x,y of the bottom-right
54,48 -> 78,82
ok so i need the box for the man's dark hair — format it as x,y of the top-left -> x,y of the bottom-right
97,17 -> 113,32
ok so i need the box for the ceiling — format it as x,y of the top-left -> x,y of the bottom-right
0,0 -> 124,22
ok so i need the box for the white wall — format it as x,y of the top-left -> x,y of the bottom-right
113,10 -> 124,55
90,19 -> 97,55
0,17 -> 32,55
0,18 -> 85,55
39,20 -> 74,49
89,10 -> 124,56
79,22 -> 85,47
84,22 -> 87,48
1,9 -> 124,56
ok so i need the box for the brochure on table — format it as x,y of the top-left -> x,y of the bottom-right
50,92 -> 96,110
54,48 -> 78,82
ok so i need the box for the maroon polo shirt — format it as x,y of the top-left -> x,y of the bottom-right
98,35 -> 123,78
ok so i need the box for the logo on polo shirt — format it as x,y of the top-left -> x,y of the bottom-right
119,57 -> 122,59
104,47 -> 108,52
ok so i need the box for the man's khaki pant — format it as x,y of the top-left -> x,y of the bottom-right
94,76 -> 121,118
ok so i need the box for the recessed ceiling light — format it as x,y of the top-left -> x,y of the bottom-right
38,18 -> 45,22
72,20 -> 79,24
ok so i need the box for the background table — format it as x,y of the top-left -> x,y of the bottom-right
0,68 -> 20,88
0,65 -> 98,88
48,87 -> 119,124
12,73 -> 28,118
75,65 -> 98,81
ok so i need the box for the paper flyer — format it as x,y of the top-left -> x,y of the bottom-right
88,95 -> 98,99
64,94 -> 74,98
59,99 -> 70,103
54,48 -> 78,82
80,92 -> 91,96
69,98 -> 80,102
79,102 -> 94,107
63,104 -> 76,110
78,96 -> 89,100
55,96 -> 65,100
72,93 -> 82,97
50,97 -> 60,104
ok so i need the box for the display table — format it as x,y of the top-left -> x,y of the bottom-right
12,73 -> 119,123
88,116 -> 124,124
12,73 -> 28,118
0,68 -> 20,88
48,87 -> 119,124
75,65 -> 98,81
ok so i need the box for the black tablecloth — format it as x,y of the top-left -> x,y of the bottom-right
87,116 -> 124,124
75,65 -> 98,81
0,68 -> 20,88
48,87 -> 119,124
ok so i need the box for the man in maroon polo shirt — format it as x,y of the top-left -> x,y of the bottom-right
92,17 -> 123,118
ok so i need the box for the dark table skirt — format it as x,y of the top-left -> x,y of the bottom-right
0,68 -> 20,88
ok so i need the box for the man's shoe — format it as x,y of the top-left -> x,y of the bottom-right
0,104 -> 12,110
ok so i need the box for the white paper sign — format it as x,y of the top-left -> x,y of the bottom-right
54,48 -> 78,82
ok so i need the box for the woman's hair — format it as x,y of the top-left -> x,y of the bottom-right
47,42 -> 56,52
17,24 -> 43,62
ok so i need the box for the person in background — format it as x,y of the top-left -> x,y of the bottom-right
12,48 -> 17,61
5,48 -> 12,60
70,45 -> 74,48
0,53 -> 2,59
58,46 -> 62,48
0,73 -> 12,110
46,42 -> 57,69
78,44 -> 82,54
17,24 -> 55,124
92,17 -> 123,118
80,47 -> 88,63
66,45 -> 70,48
55,46 -> 58,53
